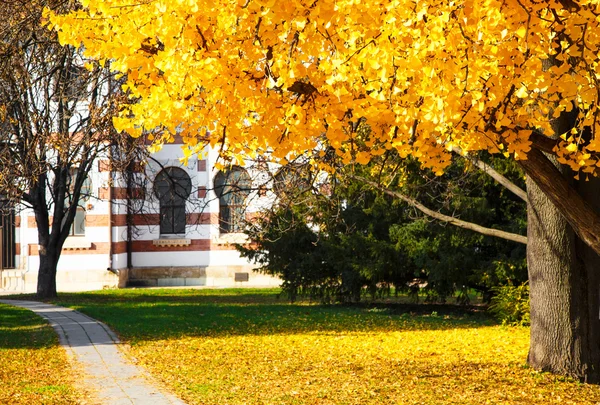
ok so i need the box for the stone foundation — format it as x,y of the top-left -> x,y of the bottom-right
1,268 -> 120,293
127,266 -> 280,288
55,268 -> 120,291
1,266 -> 280,292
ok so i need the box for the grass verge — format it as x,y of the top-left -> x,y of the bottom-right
0,303 -> 83,404
47,288 -> 600,404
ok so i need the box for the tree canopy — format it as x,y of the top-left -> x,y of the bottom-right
48,0 -> 600,172
47,0 -> 600,257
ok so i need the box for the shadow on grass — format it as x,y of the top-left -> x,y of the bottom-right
0,303 -> 59,349
25,289 -> 499,343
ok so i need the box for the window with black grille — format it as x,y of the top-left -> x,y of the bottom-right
214,167 -> 251,233
154,167 -> 192,235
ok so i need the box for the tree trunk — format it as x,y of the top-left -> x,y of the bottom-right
527,171 -> 600,383
36,246 -> 59,299
34,199 -> 62,300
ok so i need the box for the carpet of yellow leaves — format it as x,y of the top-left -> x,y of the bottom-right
7,289 -> 600,404
48,289 -> 600,404
0,303 -> 83,405
124,312 -> 600,404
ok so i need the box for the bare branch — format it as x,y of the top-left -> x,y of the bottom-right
352,175 -> 528,245
450,146 -> 528,202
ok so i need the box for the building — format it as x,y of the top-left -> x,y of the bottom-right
0,140 -> 280,292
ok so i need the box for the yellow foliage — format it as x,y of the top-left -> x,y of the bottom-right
0,304 -> 83,405
124,309 -> 600,405
46,1 -> 600,172
51,289 -> 600,404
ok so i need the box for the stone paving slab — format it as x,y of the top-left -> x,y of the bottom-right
0,299 -> 186,405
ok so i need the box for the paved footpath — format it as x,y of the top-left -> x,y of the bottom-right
0,300 -> 186,405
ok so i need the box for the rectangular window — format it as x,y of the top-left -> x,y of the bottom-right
215,168 -> 250,235
160,204 -> 186,235
219,204 -> 245,234
219,205 -> 231,233
155,167 -> 191,236
71,208 -> 85,236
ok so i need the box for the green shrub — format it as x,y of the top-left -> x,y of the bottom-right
489,283 -> 530,326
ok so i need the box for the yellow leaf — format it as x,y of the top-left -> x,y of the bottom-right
515,86 -> 528,99
566,143 -> 578,153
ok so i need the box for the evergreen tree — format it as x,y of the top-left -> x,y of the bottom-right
239,154 -> 527,303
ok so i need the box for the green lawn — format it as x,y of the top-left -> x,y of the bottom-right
0,303 -> 83,405
41,288 -> 600,405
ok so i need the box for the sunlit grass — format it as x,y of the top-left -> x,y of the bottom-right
0,303 -> 83,405
50,288 -> 600,404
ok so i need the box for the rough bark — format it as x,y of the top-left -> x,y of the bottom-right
34,201 -> 63,300
526,159 -> 600,383
36,249 -> 59,299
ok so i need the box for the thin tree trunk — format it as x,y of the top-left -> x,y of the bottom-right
33,189 -> 63,300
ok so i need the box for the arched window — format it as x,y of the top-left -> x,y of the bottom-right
154,167 -> 192,235
214,167 -> 251,233
273,164 -> 311,199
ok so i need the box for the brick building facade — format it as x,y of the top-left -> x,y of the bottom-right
0,142 -> 279,292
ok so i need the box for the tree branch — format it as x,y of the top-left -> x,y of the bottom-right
352,175 -> 528,245
529,131 -> 559,155
450,147 -> 528,202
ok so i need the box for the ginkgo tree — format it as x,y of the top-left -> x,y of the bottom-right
49,0 -> 600,382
